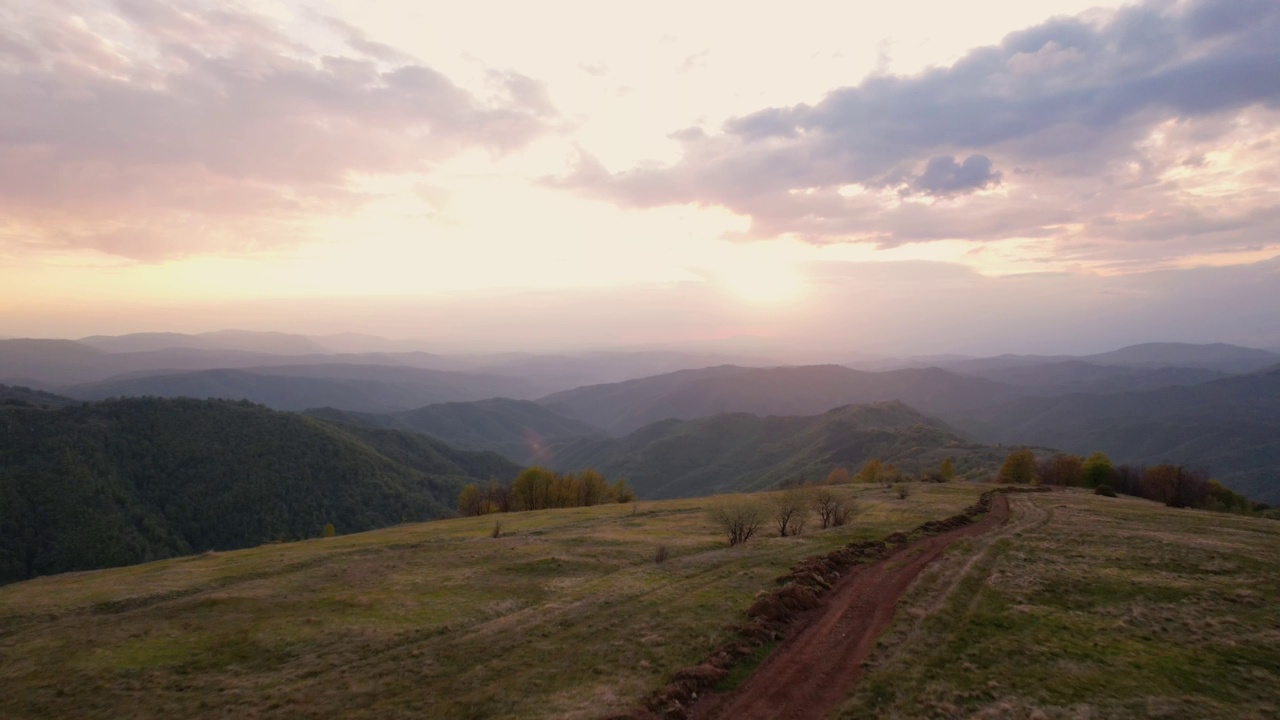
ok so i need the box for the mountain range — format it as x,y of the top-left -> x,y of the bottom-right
951,364 -> 1280,503
548,402 -> 1008,499
539,364 -> 1021,436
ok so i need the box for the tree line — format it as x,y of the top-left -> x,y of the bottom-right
995,448 -> 1267,514
456,467 -> 636,516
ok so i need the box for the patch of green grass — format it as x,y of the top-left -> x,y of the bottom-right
0,482 -> 986,720
837,491 -> 1280,719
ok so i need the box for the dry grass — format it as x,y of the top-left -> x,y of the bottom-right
837,490 -> 1280,719
0,483 -> 987,720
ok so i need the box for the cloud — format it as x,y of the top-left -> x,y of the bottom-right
552,0 -> 1280,267
908,155 -> 1001,196
0,0 -> 557,260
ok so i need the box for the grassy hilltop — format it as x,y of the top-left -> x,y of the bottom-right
0,484 -> 982,719
2,484 -> 1278,719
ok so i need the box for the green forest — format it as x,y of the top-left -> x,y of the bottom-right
0,397 -> 519,585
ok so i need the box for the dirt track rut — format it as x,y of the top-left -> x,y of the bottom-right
689,493 -> 1013,720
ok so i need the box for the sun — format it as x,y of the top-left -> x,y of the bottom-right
713,256 -> 807,306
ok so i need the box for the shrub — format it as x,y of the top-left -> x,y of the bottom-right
654,544 -> 669,564
772,487 -> 812,536
894,484 -> 911,500
322,523 -> 336,538
814,489 -> 855,529
708,501 -> 767,546
490,520 -> 503,538
1094,485 -> 1117,497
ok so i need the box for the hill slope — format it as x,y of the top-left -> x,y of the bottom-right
952,365 -> 1280,502
540,365 -> 1019,436
0,483 -> 990,720
0,398 -> 519,585
307,398 -> 603,464
957,360 -> 1228,395
60,364 -> 535,412
550,402 -> 1008,498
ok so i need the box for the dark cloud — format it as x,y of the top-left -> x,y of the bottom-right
908,155 -> 1001,196
554,0 -> 1280,264
0,0 -> 557,260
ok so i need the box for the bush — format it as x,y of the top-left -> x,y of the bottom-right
772,487 -> 812,537
708,501 -> 767,546
894,484 -> 911,500
1094,485 -> 1117,497
490,520 -> 503,538
322,523 -> 336,538
654,544 -> 669,564
814,489 -> 855,529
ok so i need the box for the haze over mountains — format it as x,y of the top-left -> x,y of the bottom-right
4,331 -> 1280,514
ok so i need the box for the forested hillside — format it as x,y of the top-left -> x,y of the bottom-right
951,365 -> 1280,502
551,402 -> 1009,498
0,398 -> 519,585
307,398 -> 603,464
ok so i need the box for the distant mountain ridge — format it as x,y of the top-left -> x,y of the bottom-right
539,364 -> 1021,436
78,330 -> 331,355
307,398 -> 604,464
0,397 -> 520,585
549,402 -> 1009,499
59,365 -> 538,412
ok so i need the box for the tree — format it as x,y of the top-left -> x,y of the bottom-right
998,449 -> 1038,484
577,469 -> 610,506
939,457 -> 956,481
512,466 -> 556,511
825,467 -> 852,485
772,487 -> 812,536
708,501 -> 766,546
322,523 -> 336,538
1142,464 -> 1208,508
814,489 -> 855,528
457,483 -> 486,516
1082,452 -> 1116,488
1037,453 -> 1083,487
610,478 -> 636,503
855,458 -> 882,484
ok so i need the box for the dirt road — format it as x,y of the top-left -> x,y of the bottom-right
689,493 -> 1012,720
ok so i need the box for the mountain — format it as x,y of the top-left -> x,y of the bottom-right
959,360 -> 1228,395
1,338 -> 752,395
539,364 -> 1020,436
1079,342 -> 1280,372
0,397 -> 520,585
951,364 -> 1280,503
78,330 -> 330,355
549,402 -> 1008,499
0,384 -> 77,408
59,365 -> 536,412
307,398 -> 603,465
0,339 -> 111,387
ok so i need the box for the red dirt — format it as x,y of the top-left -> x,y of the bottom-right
688,493 -> 1011,720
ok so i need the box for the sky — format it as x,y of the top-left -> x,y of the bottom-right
2,0 -> 1279,356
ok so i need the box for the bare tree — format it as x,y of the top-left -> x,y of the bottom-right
772,487 -> 812,537
708,501 -> 767,546
814,489 -> 856,529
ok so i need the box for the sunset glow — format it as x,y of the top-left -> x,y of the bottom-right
2,0 -> 1278,353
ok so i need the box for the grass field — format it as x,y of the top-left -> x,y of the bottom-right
838,490 -> 1280,719
0,482 -> 986,719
